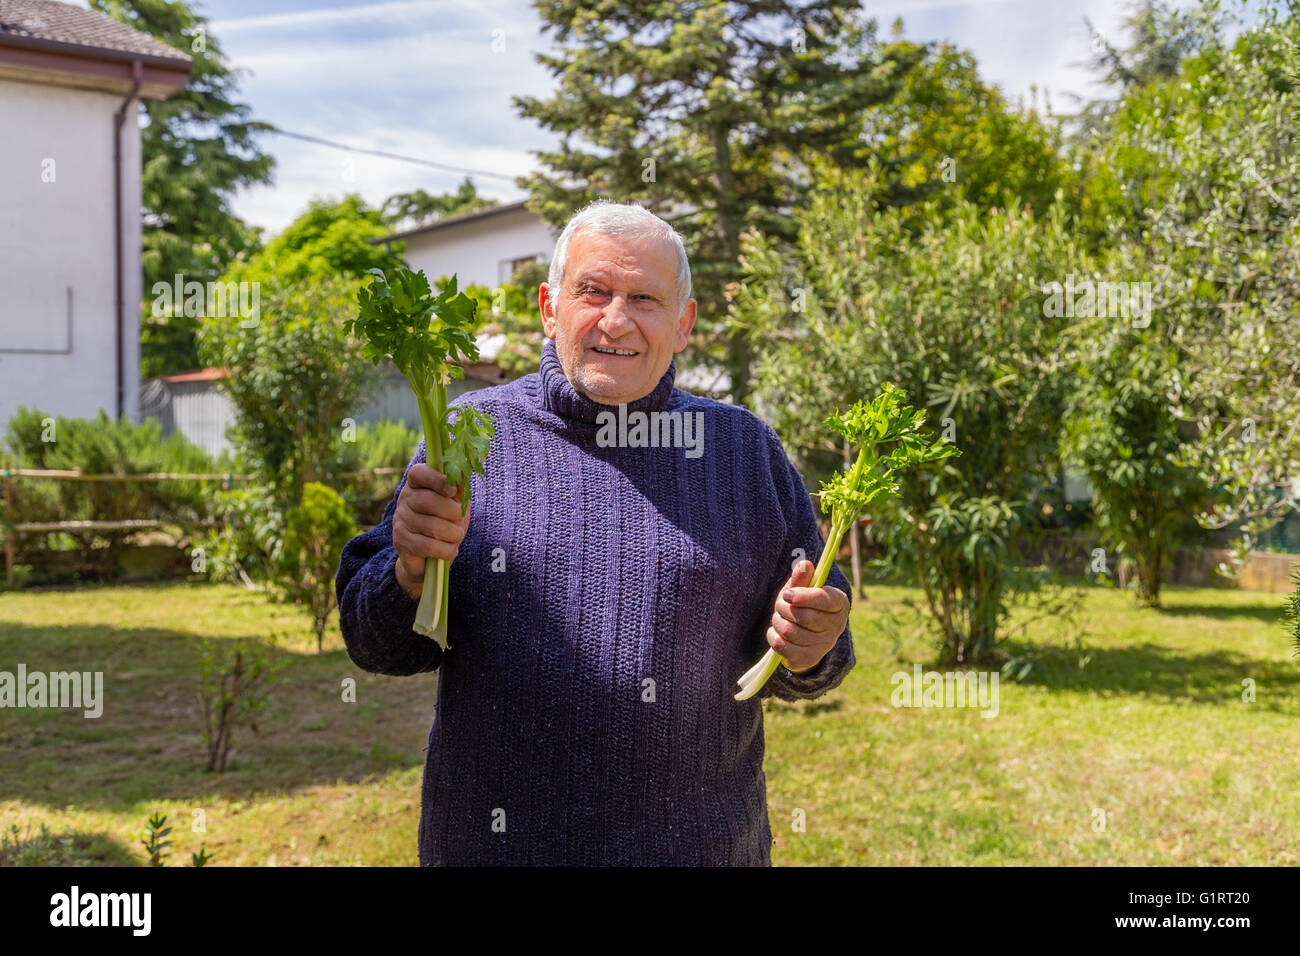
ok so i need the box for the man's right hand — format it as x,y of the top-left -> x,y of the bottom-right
392,464 -> 471,600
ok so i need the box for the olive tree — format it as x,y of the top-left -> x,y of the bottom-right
1098,1 -> 1300,568
732,161 -> 1087,665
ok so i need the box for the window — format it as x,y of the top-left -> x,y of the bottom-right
500,255 -> 540,285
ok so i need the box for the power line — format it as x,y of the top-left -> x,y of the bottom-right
265,124 -> 522,182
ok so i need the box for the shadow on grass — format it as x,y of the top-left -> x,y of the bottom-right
1155,603 -> 1286,625
0,621 -> 434,813
802,699 -> 844,717
766,697 -> 845,716
998,639 -> 1300,713
0,823 -> 139,866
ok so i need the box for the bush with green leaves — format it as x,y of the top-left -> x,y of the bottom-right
0,564 -> 31,591
335,418 -> 420,525
1063,334 -> 1213,606
1,406 -> 216,576
464,262 -> 547,380
276,483 -> 355,652
197,275 -> 379,514
732,164 -> 1087,666
193,481 -> 282,586
349,418 -> 419,471
199,422 -> 416,586
222,194 -> 399,287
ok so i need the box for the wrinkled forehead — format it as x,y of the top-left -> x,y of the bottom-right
566,230 -> 678,287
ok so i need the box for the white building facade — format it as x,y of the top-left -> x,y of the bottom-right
0,0 -> 190,429
378,200 -> 558,290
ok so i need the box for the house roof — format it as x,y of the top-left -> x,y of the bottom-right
374,196 -> 709,248
375,200 -> 532,245
0,0 -> 190,96
0,0 -> 189,63
158,367 -> 230,384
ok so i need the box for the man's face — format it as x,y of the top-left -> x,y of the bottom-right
539,228 -> 696,406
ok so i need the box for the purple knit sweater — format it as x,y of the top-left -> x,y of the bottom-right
335,338 -> 855,866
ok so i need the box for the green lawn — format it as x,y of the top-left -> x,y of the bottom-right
1,578 -> 1297,865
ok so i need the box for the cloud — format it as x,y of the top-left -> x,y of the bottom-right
228,121 -> 537,233
215,0 -> 1214,233
208,1 -> 554,231
209,0 -> 518,34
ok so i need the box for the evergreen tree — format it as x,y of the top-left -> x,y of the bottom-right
382,177 -> 499,230
93,0 -> 274,376
513,0 -> 922,403
1066,0 -> 1213,140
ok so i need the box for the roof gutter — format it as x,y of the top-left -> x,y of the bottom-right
113,58 -> 142,421
0,30 -> 192,70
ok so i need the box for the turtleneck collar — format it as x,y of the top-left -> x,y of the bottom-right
538,336 -> 677,424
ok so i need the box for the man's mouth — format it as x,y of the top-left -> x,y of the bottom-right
591,345 -> 639,357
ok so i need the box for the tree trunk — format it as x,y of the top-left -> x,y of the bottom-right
708,123 -> 751,405
1138,542 -> 1162,607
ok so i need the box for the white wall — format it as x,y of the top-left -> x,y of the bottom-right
399,206 -> 557,290
0,77 -> 141,429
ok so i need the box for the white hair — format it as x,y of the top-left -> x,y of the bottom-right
547,199 -> 692,316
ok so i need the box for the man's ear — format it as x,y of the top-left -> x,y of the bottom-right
539,282 -> 557,338
674,298 -> 697,352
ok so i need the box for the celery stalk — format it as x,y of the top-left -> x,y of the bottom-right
411,383 -> 450,646
346,266 -> 495,652
734,384 -> 958,701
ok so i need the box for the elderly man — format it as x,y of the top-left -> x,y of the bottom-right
336,199 -> 855,866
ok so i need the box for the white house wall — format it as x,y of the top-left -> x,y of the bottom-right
0,76 -> 142,429
398,207 -> 557,291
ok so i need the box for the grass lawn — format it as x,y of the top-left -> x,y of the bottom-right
1,577 -> 1297,866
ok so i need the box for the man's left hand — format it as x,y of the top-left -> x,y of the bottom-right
767,559 -> 849,674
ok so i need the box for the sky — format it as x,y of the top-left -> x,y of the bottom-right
80,0 -> 1213,234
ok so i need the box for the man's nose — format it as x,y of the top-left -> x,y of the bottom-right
598,294 -> 635,334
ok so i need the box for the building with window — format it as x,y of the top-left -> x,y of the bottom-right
0,0 -> 190,427
376,200 -> 556,289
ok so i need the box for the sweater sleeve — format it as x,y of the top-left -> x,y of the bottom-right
754,429 -> 856,703
335,438 -> 444,676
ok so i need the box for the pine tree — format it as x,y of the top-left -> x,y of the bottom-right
1067,0 -> 1213,139
513,1 -> 921,403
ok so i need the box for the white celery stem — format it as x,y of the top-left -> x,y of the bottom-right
411,378 -> 451,650
734,464 -> 860,702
